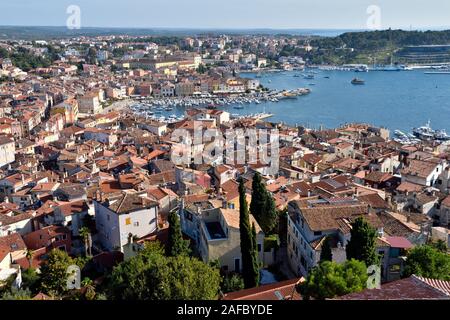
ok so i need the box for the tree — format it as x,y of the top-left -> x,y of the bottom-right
81,278 -> 96,300
250,172 -> 277,234
21,268 -> 41,293
429,240 -> 448,253
320,237 -> 333,263
221,273 -> 245,293
25,249 -> 33,269
346,217 -> 379,267
167,211 -> 191,257
1,287 -> 32,300
39,249 -> 77,296
239,178 -> 260,289
403,245 -> 450,280
79,227 -> 92,257
109,242 -> 221,300
298,259 -> 368,300
250,172 -> 265,223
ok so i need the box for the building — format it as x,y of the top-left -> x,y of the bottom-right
197,206 -> 264,273
94,192 -> 159,251
0,135 -> 15,168
287,199 -> 382,276
77,93 -> 102,115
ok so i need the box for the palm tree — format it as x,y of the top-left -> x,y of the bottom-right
25,249 -> 33,269
79,227 -> 91,257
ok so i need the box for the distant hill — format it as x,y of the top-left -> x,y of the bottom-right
0,26 -> 357,40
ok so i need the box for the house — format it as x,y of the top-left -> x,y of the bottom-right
22,225 -> 72,254
77,92 -> 102,115
401,159 -> 446,187
0,173 -> 32,200
197,206 -> 265,273
334,142 -> 354,158
214,164 -> 237,187
0,232 -> 27,264
0,233 -> 25,282
94,192 -> 159,251
140,120 -> 167,137
298,153 -> 322,172
0,207 -> 33,236
336,275 -> 450,300
377,235 -> 413,283
0,135 -> 15,168
41,200 -> 90,237
286,199 -> 382,276
147,186 -> 178,216
53,183 -> 87,202
438,195 -> 450,227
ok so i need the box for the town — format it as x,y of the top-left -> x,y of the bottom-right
0,30 -> 449,301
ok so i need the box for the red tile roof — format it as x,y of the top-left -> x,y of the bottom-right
222,278 -> 304,300
337,275 -> 450,300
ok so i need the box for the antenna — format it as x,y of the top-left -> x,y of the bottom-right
274,290 -> 284,300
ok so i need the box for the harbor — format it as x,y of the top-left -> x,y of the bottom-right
127,88 -> 310,123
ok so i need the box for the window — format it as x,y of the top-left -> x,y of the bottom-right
389,264 -> 401,273
314,231 -> 322,236
107,214 -> 110,221
125,218 -> 131,225
62,234 -> 67,240
134,222 -> 139,227
257,244 -> 262,252
234,258 -> 240,273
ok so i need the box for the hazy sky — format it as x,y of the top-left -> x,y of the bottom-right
1,0 -> 450,30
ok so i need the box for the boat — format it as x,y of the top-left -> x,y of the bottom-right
413,121 -> 435,140
233,105 -> 244,109
303,74 -> 314,80
355,65 -> 369,72
324,76 -> 330,79
351,78 -> 365,85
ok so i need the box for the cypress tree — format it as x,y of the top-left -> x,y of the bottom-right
251,223 -> 261,286
250,172 -> 265,223
346,217 -> 379,267
320,236 -> 333,263
167,211 -> 191,257
239,178 -> 259,288
250,172 -> 277,234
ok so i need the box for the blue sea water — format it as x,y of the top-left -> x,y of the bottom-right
158,69 -> 450,134
226,69 -> 450,133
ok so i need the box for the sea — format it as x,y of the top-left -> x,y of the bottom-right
156,69 -> 450,135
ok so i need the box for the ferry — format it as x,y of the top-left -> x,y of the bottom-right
351,78 -> 365,85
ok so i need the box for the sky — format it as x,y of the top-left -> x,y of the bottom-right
1,0 -> 450,30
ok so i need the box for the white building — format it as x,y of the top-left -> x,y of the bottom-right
0,136 -> 15,168
94,192 -> 159,252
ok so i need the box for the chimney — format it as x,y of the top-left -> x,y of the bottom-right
378,227 -> 384,238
